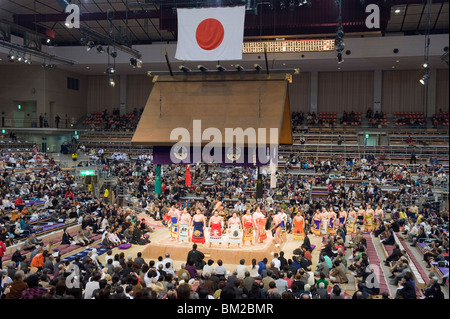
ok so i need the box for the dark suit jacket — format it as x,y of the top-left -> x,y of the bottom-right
382,233 -> 395,245
387,247 -> 402,261
62,232 -> 73,245
186,249 -> 205,269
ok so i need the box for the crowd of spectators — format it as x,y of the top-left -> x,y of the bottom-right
340,111 -> 361,126
83,108 -> 143,132
432,110 -> 449,127
0,134 -> 448,300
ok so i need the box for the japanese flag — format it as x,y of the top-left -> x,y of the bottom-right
175,6 -> 246,61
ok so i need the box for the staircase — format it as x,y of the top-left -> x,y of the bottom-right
363,233 -> 390,295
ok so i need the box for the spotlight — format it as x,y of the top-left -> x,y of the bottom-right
280,1 -> 286,10
289,0 -> 295,11
337,52 -> 344,64
110,51 -> 117,58
254,64 -> 263,71
17,56 -> 23,63
179,65 -> 191,72
422,62 -> 429,68
419,74 -> 429,85
86,41 -> 95,51
299,0 -> 311,6
197,65 -> 208,72
335,40 -> 345,52
109,77 -> 116,87
130,57 -> 142,68
235,64 -> 244,71
106,66 -> 115,75
336,28 -> 345,39
216,65 -> 227,71
7,53 -> 15,62
96,45 -> 104,53
268,0 -> 274,10
80,38 -> 87,46
41,63 -> 56,70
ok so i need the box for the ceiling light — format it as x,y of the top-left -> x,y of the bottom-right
109,77 -> 115,87
419,74 -> 429,85
179,65 -> 191,72
335,40 -> 345,52
41,63 -> 56,70
86,41 -> 95,51
106,66 -> 115,75
394,8 -> 401,14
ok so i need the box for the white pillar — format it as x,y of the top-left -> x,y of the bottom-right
425,69 -> 436,117
310,71 -> 318,114
373,69 -> 382,113
120,74 -> 127,115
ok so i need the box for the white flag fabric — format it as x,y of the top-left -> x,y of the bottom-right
175,6 -> 245,61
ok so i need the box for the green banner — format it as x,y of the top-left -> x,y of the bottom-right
155,164 -> 161,195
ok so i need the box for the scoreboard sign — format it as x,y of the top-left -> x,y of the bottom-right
243,39 -> 334,53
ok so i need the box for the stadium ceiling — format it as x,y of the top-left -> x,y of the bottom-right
0,0 -> 448,47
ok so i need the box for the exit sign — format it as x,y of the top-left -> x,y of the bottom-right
80,170 -> 95,176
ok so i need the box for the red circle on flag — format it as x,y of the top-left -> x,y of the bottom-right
196,18 -> 224,51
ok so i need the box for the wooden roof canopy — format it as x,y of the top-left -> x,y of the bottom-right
131,71 -> 294,147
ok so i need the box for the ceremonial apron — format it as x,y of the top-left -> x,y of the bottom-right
312,219 -> 321,236
192,220 -> 205,243
170,216 -> 178,238
292,220 -> 305,240
320,218 -> 328,235
327,217 -> 335,235
365,214 -> 374,232
374,214 -> 382,227
256,218 -> 267,241
339,216 -> 346,230
179,222 -> 189,242
209,222 -> 222,244
228,224 -> 242,244
347,215 -> 355,233
243,221 -> 254,241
